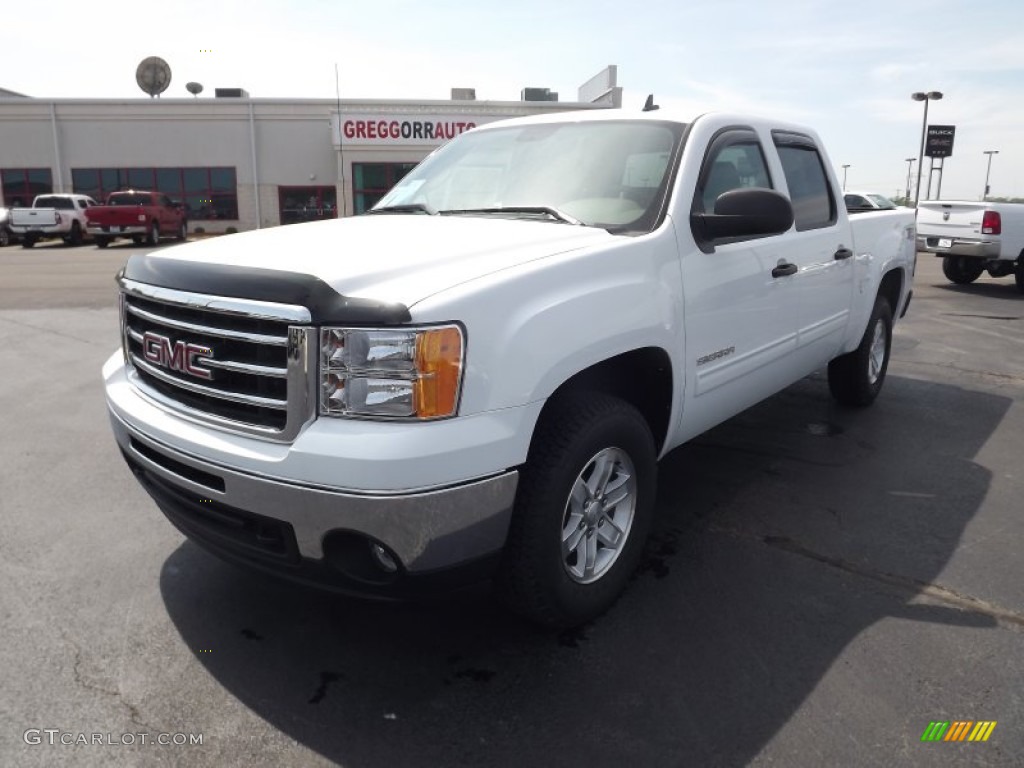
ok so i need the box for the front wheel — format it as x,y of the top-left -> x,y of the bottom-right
21,236 -> 35,249
95,236 -> 110,249
942,255 -> 984,284
177,221 -> 188,241
498,392 -> 657,628
828,296 -> 893,407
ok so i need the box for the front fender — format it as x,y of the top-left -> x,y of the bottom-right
409,223 -> 685,420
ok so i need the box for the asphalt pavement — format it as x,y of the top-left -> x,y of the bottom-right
1,240 -> 1021,767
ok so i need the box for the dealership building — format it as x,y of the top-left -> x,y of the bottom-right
0,68 -> 621,233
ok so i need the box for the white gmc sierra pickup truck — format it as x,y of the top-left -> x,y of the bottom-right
103,110 -> 916,627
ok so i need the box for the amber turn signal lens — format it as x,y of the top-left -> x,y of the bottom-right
414,327 -> 463,418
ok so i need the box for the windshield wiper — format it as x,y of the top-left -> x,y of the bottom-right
365,203 -> 437,215
439,206 -> 582,225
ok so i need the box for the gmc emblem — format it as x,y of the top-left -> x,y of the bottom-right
142,331 -> 213,380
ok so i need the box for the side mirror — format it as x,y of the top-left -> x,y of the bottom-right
691,188 -> 794,242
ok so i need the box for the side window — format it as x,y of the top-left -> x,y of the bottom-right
775,141 -> 836,231
844,194 -> 869,210
698,140 -> 772,213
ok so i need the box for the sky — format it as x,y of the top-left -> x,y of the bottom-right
4,0 -> 1023,201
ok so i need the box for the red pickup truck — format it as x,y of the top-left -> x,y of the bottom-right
86,190 -> 187,248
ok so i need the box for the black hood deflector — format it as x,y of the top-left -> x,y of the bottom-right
120,254 -> 412,325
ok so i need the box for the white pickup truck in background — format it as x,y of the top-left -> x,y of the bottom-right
103,109 -> 916,627
917,201 -> 1024,292
8,193 -> 98,247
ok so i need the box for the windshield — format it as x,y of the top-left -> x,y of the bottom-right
867,194 -> 897,210
375,120 -> 685,233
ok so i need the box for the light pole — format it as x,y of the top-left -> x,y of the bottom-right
982,150 -> 998,200
904,157 -> 916,204
912,91 -> 942,205
841,164 -> 850,191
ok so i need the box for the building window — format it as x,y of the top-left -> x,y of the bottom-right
352,163 -> 418,214
278,186 -> 337,225
1,168 -> 53,207
71,167 -> 238,221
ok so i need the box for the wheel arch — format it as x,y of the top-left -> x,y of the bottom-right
533,347 -> 674,456
877,266 -> 904,315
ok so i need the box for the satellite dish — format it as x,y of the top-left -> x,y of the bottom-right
136,57 -> 172,98
186,81 -> 204,97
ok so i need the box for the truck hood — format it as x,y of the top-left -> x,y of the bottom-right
148,215 -> 615,307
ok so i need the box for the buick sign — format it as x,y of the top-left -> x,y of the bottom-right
142,331 -> 213,380
925,125 -> 956,158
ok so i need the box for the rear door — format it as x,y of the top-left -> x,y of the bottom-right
157,194 -> 177,231
771,131 -> 855,369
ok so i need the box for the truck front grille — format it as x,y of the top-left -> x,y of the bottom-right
120,279 -> 316,441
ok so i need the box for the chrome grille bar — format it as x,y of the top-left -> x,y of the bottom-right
125,328 -> 288,378
129,354 -> 289,410
125,303 -> 289,346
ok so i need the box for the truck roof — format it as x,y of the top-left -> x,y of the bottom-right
467,107 -> 820,139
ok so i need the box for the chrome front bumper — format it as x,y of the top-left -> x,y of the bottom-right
110,410 -> 518,574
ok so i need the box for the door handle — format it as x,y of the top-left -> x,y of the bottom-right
772,261 -> 798,278
834,247 -> 853,260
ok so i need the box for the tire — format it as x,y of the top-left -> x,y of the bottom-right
828,296 -> 893,407
177,221 -> 188,241
66,221 -> 83,246
942,255 -> 984,284
95,237 -> 110,249
147,223 -> 160,246
132,236 -> 144,245
1015,257 -> 1024,295
498,392 -> 657,628
22,236 -> 35,249
0,227 -> 10,247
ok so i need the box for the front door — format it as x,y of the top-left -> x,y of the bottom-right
677,127 -> 802,440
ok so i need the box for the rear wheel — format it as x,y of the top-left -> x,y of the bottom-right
177,221 -> 188,241
828,296 -> 892,407
0,228 -> 9,247
65,221 -> 83,246
498,392 -> 657,628
1015,255 -> 1024,294
147,223 -> 160,246
942,255 -> 984,284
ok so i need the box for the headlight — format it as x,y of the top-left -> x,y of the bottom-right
320,325 -> 464,420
